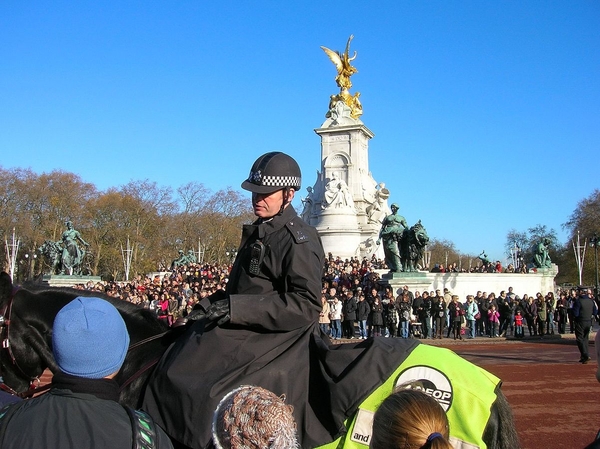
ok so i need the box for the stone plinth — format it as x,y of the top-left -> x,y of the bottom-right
42,275 -> 102,288
306,116 -> 388,260
378,265 -> 559,298
380,271 -> 432,294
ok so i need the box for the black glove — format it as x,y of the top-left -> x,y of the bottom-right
185,307 -> 206,321
205,298 -> 230,325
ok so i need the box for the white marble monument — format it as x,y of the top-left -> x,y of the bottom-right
302,36 -> 390,260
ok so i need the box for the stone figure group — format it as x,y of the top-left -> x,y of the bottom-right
38,221 -> 89,276
532,238 -> 552,268
478,251 -> 490,265
322,172 -> 355,210
171,249 -> 197,269
377,204 -> 429,272
365,182 -> 390,224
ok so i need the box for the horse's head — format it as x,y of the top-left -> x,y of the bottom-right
0,272 -> 66,395
0,272 -> 170,405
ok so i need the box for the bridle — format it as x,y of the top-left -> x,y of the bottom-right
0,286 -> 49,398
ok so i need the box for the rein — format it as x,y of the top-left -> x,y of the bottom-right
0,286 -> 45,398
118,330 -> 169,394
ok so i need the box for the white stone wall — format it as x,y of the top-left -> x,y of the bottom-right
379,266 -> 559,299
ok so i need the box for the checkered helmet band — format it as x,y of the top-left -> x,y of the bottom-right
248,172 -> 301,189
242,152 -> 302,193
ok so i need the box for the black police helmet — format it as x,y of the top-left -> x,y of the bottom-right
241,152 -> 302,194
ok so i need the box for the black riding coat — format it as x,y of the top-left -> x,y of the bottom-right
143,205 -> 334,448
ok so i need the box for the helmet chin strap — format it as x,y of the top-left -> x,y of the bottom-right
277,187 -> 292,216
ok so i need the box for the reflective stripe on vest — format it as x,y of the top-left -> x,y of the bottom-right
317,343 -> 500,449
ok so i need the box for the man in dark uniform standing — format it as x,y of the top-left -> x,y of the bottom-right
574,287 -> 597,364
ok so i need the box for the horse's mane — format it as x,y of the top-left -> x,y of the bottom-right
19,282 -> 167,334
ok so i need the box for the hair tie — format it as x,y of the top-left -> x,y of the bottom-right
427,432 -> 444,443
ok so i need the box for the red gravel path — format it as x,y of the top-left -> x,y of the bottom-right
440,337 -> 600,449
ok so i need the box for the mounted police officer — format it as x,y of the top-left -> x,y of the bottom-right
143,152 -> 328,448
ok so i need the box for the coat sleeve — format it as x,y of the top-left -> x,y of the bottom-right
228,230 -> 324,332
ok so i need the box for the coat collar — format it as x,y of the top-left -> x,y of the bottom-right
251,205 -> 297,239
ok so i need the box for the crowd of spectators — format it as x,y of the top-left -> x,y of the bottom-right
68,253 -> 577,340
319,255 -> 581,341
72,263 -> 231,325
430,261 -> 528,273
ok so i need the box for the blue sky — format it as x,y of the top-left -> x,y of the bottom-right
1,1 -> 599,263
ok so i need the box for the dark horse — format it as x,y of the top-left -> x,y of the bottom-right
0,272 -> 520,449
0,271 -> 175,408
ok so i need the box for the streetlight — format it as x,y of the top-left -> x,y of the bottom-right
421,245 -> 431,271
121,236 -> 133,282
24,252 -> 38,281
573,231 -> 587,286
197,238 -> 206,264
225,249 -> 238,264
510,243 -> 521,271
590,233 -> 599,301
4,228 -> 20,281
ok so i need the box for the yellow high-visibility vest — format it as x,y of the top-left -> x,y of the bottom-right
317,344 -> 500,449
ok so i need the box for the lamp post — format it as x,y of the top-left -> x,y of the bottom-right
573,231 -> 587,286
4,228 -> 20,281
225,249 -> 238,265
121,236 -> 133,282
590,233 -> 599,302
197,238 -> 205,264
510,243 -> 521,271
24,252 -> 38,281
422,246 -> 431,271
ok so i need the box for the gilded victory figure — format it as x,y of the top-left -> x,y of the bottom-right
321,35 -> 363,119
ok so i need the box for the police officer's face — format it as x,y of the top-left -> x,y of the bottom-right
252,189 -> 295,218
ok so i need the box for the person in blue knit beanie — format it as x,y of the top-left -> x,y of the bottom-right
53,296 -> 130,379
0,297 -> 173,449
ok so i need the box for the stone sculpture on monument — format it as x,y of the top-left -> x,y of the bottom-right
366,182 -> 390,224
300,186 -> 314,222
376,203 -> 407,272
38,221 -> 100,286
532,238 -> 552,269
60,221 -> 89,275
322,172 -> 355,210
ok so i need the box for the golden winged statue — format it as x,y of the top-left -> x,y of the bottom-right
321,35 -> 358,91
321,35 -> 363,119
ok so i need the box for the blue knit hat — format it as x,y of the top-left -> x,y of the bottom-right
52,296 -> 130,379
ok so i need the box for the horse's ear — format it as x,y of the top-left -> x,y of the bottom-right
0,272 -> 13,304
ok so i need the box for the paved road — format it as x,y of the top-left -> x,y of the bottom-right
437,336 -> 600,449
